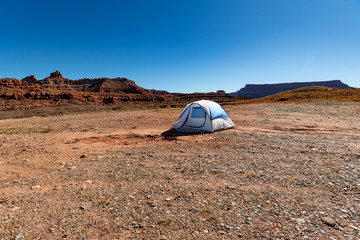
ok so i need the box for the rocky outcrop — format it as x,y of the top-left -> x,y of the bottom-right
50,70 -> 63,78
0,71 -> 243,111
22,75 -> 37,83
34,71 -> 164,94
0,78 -> 42,91
231,80 -> 351,98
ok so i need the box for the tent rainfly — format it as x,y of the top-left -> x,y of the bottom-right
171,100 -> 235,132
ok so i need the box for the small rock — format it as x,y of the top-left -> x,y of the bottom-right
348,224 -> 360,231
149,201 -> 158,207
158,235 -> 167,240
79,203 -> 92,210
296,218 -> 305,224
340,209 -> 349,213
31,185 -> 41,190
15,233 -> 24,240
80,154 -> 87,158
226,185 -> 236,190
321,217 -> 336,227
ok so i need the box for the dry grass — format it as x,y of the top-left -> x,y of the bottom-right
41,126 -> 54,133
0,127 -> 27,134
0,126 -> 54,134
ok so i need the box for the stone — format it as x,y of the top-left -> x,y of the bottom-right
348,225 -> 360,231
15,233 -> 24,240
31,185 -> 41,189
226,185 -> 236,190
158,235 -> 167,240
321,217 -> 336,227
79,203 -> 92,210
296,218 -> 305,224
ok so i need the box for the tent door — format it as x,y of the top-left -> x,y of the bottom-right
186,107 -> 206,128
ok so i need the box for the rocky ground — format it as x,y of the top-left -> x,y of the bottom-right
0,101 -> 359,239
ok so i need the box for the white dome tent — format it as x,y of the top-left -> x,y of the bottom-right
171,100 -> 235,132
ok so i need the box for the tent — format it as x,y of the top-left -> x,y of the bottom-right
171,100 -> 235,132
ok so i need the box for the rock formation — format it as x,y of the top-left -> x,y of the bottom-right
0,71 -> 242,111
231,80 -> 351,98
50,70 -> 63,78
22,75 -> 37,83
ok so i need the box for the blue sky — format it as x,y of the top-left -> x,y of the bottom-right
1,0 -> 359,92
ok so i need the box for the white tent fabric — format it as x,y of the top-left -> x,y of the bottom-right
171,100 -> 235,132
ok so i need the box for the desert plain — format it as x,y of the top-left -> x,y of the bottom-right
0,101 -> 359,239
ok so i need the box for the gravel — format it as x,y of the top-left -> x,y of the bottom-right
0,102 -> 359,239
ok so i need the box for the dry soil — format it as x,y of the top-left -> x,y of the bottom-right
0,102 -> 359,239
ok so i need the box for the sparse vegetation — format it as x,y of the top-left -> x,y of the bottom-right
41,126 -> 54,133
0,127 -> 27,134
0,126 -> 54,134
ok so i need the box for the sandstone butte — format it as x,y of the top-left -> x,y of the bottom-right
0,71 -> 243,111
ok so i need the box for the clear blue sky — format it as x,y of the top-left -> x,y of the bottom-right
1,0 -> 359,92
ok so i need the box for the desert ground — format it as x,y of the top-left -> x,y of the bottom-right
0,101 -> 359,239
